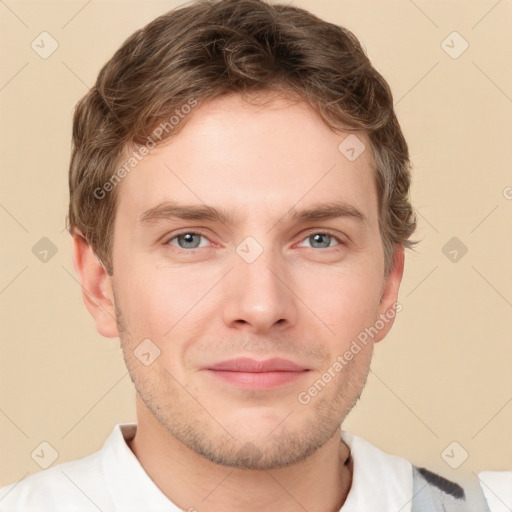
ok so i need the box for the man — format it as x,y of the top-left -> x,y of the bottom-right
0,0 -> 501,510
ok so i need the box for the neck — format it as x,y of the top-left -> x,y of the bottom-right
127,405 -> 353,512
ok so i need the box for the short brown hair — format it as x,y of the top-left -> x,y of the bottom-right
67,0 -> 418,277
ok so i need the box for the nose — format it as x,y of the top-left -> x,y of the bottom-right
221,248 -> 298,334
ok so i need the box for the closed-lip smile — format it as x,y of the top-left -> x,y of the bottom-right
204,357 -> 310,390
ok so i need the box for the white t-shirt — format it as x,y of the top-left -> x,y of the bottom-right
0,423 -> 499,512
478,471 -> 512,512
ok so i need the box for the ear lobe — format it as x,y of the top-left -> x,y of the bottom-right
71,233 -> 119,339
373,246 -> 405,343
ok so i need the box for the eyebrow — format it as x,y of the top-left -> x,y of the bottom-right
137,200 -> 369,228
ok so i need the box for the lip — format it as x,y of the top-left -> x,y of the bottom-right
207,357 -> 308,372
204,357 -> 310,390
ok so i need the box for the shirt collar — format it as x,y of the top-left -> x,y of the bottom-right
340,430 -> 412,512
100,423 -> 178,511
100,423 -> 412,512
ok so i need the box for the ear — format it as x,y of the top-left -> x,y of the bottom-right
373,245 -> 405,343
71,232 -> 119,339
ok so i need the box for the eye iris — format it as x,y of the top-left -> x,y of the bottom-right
178,233 -> 201,249
310,233 -> 331,248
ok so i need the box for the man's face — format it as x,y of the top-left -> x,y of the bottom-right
106,92 -> 402,470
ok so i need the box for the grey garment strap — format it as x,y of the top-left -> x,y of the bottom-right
411,466 -> 491,512
462,475 -> 493,512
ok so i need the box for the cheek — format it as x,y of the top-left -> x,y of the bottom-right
113,268 -> 171,337
294,264 -> 381,340
115,262 -> 219,338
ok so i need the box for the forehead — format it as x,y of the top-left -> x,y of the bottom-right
115,93 -> 378,229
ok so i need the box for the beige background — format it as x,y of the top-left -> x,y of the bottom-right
1,0 -> 511,490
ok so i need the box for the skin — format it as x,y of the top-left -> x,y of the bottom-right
73,91 -> 404,512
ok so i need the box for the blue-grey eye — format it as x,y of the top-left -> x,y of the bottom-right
171,232 -> 204,249
302,232 -> 342,249
308,233 -> 335,249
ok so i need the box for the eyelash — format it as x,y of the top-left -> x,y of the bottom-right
163,230 -> 347,252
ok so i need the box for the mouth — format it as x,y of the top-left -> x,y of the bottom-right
204,357 -> 310,390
